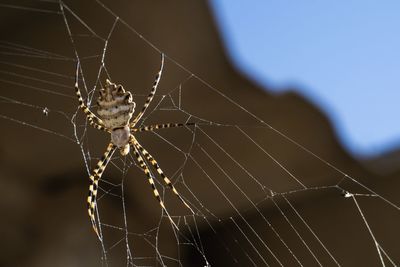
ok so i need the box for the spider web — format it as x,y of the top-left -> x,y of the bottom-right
0,1 -> 399,266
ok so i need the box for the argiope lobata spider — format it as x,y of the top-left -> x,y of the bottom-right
74,54 -> 194,237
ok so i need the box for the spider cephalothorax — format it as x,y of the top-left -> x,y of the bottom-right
74,54 -> 194,238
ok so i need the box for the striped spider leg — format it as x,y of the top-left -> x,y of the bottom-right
129,52 -> 164,127
130,135 -> 195,214
75,62 -> 109,133
132,122 -> 195,133
74,53 -> 194,237
87,143 -> 116,237
132,144 -> 180,230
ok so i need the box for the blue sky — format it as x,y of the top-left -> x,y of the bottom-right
210,1 -> 400,158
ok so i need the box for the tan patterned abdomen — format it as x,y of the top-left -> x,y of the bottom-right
97,80 -> 136,129
97,100 -> 135,128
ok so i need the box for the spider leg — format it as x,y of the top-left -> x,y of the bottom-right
130,53 -> 164,128
87,142 -> 116,237
75,62 -> 108,132
133,122 -> 195,133
132,145 -> 180,230
131,135 -> 194,215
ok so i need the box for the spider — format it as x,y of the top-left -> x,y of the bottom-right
74,54 -> 194,237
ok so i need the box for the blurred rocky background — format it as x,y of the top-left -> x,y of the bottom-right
0,1 -> 399,266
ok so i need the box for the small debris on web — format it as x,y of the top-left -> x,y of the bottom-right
42,107 -> 49,116
341,190 -> 353,198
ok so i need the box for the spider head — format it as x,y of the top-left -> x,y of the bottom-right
120,144 -> 130,156
111,125 -> 131,155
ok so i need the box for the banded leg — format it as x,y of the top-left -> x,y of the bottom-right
130,53 -> 164,127
131,135 -> 194,214
133,122 -> 195,133
87,143 -> 116,237
132,146 -> 179,230
75,63 -> 108,132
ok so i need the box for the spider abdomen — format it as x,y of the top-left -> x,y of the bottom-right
98,103 -> 135,128
97,79 -> 136,129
